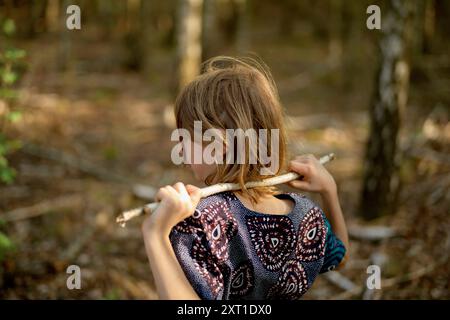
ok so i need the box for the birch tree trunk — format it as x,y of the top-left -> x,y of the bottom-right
177,0 -> 203,90
359,0 -> 412,220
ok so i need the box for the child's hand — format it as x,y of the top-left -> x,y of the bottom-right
287,154 -> 337,197
142,183 -> 201,237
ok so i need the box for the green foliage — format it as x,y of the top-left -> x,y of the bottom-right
4,48 -> 26,61
0,218 -> 14,262
0,230 -> 14,262
103,145 -> 119,161
2,18 -> 15,36
104,288 -> 123,300
0,18 -> 26,265
0,18 -> 26,185
0,133 -> 22,184
6,110 -> 22,123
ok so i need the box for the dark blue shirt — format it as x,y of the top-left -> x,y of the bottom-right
169,191 -> 346,300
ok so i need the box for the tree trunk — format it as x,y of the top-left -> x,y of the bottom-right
327,0 -> 343,67
128,0 -> 141,32
58,0 -> 72,71
176,0 -> 203,90
122,0 -> 143,70
422,0 -> 435,53
234,0 -> 250,53
359,0 -> 411,220
46,0 -> 60,33
25,0 -> 46,37
139,0 -> 154,75
202,0 -> 216,61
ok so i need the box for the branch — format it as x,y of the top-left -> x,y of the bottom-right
348,225 -> 398,242
21,143 -> 131,184
60,221 -> 96,262
1,194 -> 84,222
21,142 -> 158,201
330,255 -> 449,300
116,153 -> 335,227
286,114 -> 342,131
323,271 -> 358,292
108,270 -> 157,299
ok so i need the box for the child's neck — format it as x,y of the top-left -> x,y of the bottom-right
233,192 -> 295,215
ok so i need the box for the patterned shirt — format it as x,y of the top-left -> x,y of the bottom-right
169,191 -> 346,300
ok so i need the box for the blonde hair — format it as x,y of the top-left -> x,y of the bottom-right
174,56 -> 287,203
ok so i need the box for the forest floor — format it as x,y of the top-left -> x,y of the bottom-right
0,33 -> 449,299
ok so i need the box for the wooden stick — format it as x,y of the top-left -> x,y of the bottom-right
116,153 -> 335,227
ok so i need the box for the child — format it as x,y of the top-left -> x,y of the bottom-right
141,56 -> 349,300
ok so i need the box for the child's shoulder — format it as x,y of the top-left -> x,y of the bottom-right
196,191 -> 325,220
279,192 -> 325,214
286,192 -> 333,236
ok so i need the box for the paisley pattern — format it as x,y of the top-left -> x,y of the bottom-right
229,261 -> 254,298
169,192 -> 346,300
295,207 -> 327,262
202,201 -> 238,262
173,209 -> 203,234
175,201 -> 238,262
266,259 -> 309,300
191,237 -> 225,299
245,216 -> 296,271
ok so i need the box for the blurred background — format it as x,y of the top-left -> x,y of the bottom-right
0,0 -> 449,299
